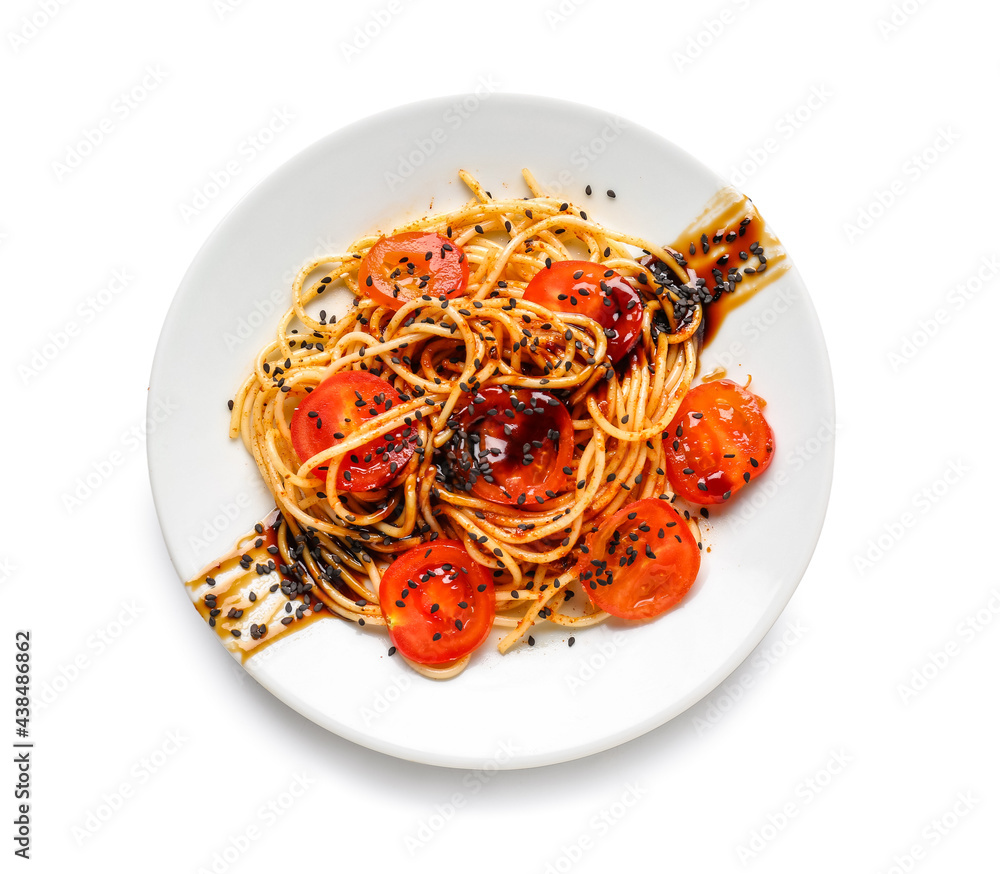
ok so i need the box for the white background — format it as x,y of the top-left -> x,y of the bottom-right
2,0 -> 997,871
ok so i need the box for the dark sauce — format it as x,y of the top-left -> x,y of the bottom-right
643,189 -> 788,348
185,510 -> 327,662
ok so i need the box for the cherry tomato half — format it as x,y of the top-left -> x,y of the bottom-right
379,540 -> 495,665
522,260 -> 643,363
358,232 -> 469,311
290,371 -> 414,492
452,386 -> 573,506
664,379 -> 774,504
580,498 -> 701,620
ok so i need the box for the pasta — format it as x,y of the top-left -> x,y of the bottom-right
187,169 -> 781,677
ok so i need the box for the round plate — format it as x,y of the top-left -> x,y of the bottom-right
148,94 -> 834,769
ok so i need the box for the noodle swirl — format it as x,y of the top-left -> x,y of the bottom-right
222,169 -> 709,676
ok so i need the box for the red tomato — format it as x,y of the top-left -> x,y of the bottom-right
522,260 -> 643,362
664,379 -> 774,504
290,371 -> 414,492
581,498 -> 700,620
451,386 -> 573,506
379,541 -> 495,665
358,232 -> 469,310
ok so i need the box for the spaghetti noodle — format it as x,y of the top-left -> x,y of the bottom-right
186,169 -> 782,678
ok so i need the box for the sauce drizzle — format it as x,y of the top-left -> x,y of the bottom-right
185,510 -> 325,662
667,187 -> 789,347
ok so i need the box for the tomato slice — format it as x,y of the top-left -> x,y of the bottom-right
522,260 -> 643,362
449,386 -> 573,506
580,498 -> 700,620
290,371 -> 414,492
379,541 -> 495,665
358,232 -> 469,310
664,379 -> 774,504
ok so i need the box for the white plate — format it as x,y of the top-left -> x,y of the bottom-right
148,94 -> 834,769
